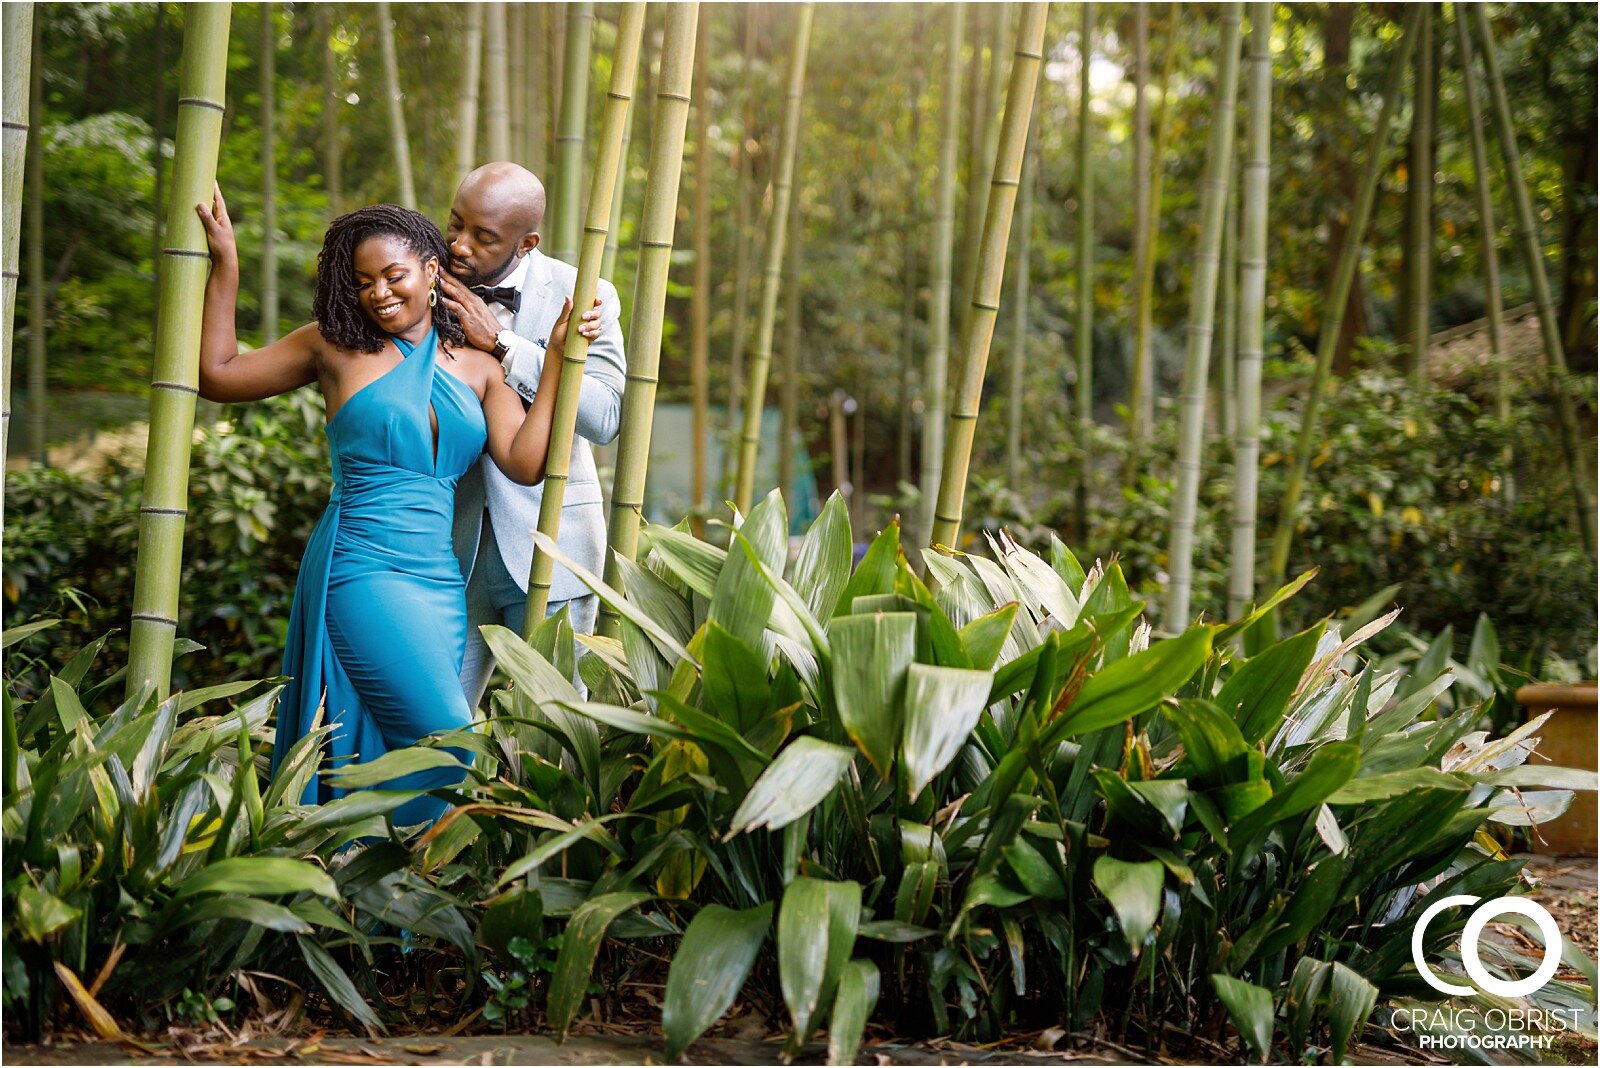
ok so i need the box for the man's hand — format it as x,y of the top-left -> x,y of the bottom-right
437,271 -> 505,352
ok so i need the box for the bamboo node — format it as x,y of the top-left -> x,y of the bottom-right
151,381 -> 200,395
163,248 -> 211,259
130,614 -> 179,628
177,96 -> 227,114
139,507 -> 188,516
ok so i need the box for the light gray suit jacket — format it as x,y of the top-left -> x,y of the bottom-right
451,249 -> 626,605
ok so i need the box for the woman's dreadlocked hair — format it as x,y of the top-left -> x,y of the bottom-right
313,204 -> 468,354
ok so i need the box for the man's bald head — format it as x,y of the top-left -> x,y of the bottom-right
445,162 -> 546,286
456,162 -> 546,234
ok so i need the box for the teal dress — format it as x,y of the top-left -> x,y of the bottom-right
273,327 -> 487,826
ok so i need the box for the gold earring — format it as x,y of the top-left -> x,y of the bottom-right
429,284 -> 438,308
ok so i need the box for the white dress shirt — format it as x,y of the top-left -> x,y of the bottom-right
485,253 -> 541,381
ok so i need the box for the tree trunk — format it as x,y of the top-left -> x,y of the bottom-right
1162,2 -> 1242,633
1321,4 -> 1368,377
733,3 -> 814,515
259,2 -> 278,343
1073,3 -> 1094,538
1,2 -> 33,472
1467,3 -> 1595,557
918,3 -> 965,550
722,6 -> 759,491
930,3 -> 1047,552
897,13 -> 923,488
375,2 -> 416,209
1129,26 -> 1174,451
27,13 -> 46,463
778,175 -> 803,511
526,1 -> 645,630
552,2 -> 595,265
319,4 -> 342,213
455,5 -> 483,185
1406,8 -> 1435,385
1006,131 -> 1036,488
1268,10 -> 1420,583
1228,1 -> 1271,621
127,1 -> 234,699
1557,127 -> 1595,373
1453,9 -> 1512,499
956,3 -> 1013,351
689,12 -> 711,534
599,2 -> 699,640
485,2 -> 510,161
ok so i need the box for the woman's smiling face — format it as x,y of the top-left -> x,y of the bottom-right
351,234 -> 438,336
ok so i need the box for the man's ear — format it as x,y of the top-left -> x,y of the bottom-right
520,230 -> 541,256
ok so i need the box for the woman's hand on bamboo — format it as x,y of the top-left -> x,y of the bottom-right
194,183 -> 239,270
548,296 -> 605,357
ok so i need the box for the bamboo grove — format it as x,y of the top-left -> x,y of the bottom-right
3,4 -> 1594,682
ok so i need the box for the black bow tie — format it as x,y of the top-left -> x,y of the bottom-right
471,285 -> 522,313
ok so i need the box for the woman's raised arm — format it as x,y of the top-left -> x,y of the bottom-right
195,184 -> 319,402
480,296 -> 599,485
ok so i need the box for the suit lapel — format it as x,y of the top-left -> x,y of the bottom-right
516,251 -> 561,341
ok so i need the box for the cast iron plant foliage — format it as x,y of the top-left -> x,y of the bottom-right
480,489 -> 1594,1062
1,622 -> 477,1039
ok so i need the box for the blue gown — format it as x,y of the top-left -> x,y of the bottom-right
272,327 -> 487,826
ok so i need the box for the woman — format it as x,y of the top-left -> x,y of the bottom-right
195,189 -> 596,825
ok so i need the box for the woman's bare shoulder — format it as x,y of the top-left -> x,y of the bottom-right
442,342 -> 502,391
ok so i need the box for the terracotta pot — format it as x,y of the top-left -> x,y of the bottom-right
1515,682 -> 1598,855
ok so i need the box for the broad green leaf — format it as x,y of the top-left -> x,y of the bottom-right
1327,962 -> 1378,1063
1327,768 -> 1467,803
1164,698 -> 1251,788
478,886 -> 544,959
701,622 -> 773,735
958,603 -> 1018,671
995,531 -> 1081,628
1002,837 -> 1066,901
1216,621 -> 1326,745
1048,626 -> 1215,743
827,959 -> 880,1066
530,531 -> 694,663
858,919 -> 936,943
662,902 -> 773,1059
173,679 -> 264,716
560,700 -> 696,743
172,896 -> 312,934
1397,624 -> 1454,703
1211,975 -> 1274,1061
1096,773 -> 1190,838
14,885 -> 81,942
1233,742 -> 1361,846
1483,765 -> 1598,791
2,618 -> 60,649
172,856 -> 338,901
728,737 -> 856,835
1287,957 -> 1331,1052
778,877 -> 861,1050
1256,854 -> 1348,961
614,553 -> 695,647
322,746 -> 464,789
1215,568 -> 1316,645
829,613 -> 917,777
482,624 -> 582,703
901,664 -> 994,801
1049,536 -> 1087,591
711,494 -> 784,653
791,492 -> 852,623
297,935 -> 384,1033
834,520 -> 901,617
547,891 -> 653,1035
1092,856 -> 1165,955
641,524 -> 726,598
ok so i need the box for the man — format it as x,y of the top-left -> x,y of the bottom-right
438,161 -> 626,708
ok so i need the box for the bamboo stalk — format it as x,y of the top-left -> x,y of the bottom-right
319,4 -> 342,212
689,13 -> 710,533
552,2 -> 595,264
1216,174 -> 1239,442
549,4 -> 565,169
1006,131 -> 1036,488
509,3 -> 526,164
524,1 -> 646,631
1073,3 -> 1094,537
1161,2 -> 1243,634
127,1 -> 234,699
259,2 -> 278,343
1129,29 -> 1174,452
778,179 -> 803,510
956,2 -> 1013,350
375,2 -> 416,210
732,3 -> 814,515
1127,1 -> 1147,452
1227,1 -> 1272,621
26,13 -> 45,463
455,5 -> 483,184
1467,3 -> 1594,556
1407,8 -> 1434,385
603,15 -> 646,282
721,6 -> 758,493
1,1 -> 33,473
918,3 -> 965,550
897,14 -> 923,488
152,2 -> 168,301
485,3 -> 510,160
929,3 -> 1049,552
1267,9 -> 1421,583
599,2 -> 698,640
1452,6 -> 1512,499
527,3 -> 546,173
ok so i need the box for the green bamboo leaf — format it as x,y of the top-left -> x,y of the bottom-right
1211,975 -> 1274,1061
834,519 -> 901,617
173,679 -> 264,716
1048,626 -> 1215,743
662,902 -> 773,1059
2,618 -> 60,649
858,919 -> 937,943
1216,621 -> 1326,744
547,891 -> 653,1036
710,499 -> 783,654
1092,856 -> 1165,955
728,737 -> 856,836
172,856 -> 338,902
1096,772 -> 1190,838
297,935 -> 384,1033
1327,962 -> 1378,1063
827,959 -> 879,1066
994,532 -> 1081,627
650,690 -> 772,767
791,492 -> 852,622
1215,568 -> 1316,645
829,612 -> 917,776
778,877 -> 861,1050
902,664 -> 994,801
290,789 -> 416,838
322,746 -> 464,789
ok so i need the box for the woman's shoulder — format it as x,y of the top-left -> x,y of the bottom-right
442,342 -> 501,386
